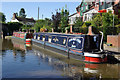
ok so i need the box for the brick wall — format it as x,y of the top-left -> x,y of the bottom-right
107,34 -> 120,47
118,33 -> 120,47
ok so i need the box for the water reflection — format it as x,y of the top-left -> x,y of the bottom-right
2,39 -> 120,79
2,39 -> 32,62
33,49 -> 84,79
32,47 -> 120,79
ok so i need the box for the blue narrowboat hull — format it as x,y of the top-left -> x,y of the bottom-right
32,32 -> 108,63
32,33 -> 85,55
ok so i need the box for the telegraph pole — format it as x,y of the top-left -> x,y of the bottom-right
38,7 -> 39,20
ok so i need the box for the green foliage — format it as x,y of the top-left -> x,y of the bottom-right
91,13 -> 102,28
85,21 -> 91,27
60,6 -> 69,33
115,24 -> 120,34
73,17 -> 83,33
102,11 -> 118,41
34,19 -> 44,32
19,8 -> 26,18
0,12 -> 6,23
82,23 -> 87,28
65,26 -> 70,30
34,18 -> 52,32
7,22 -> 23,34
21,25 -> 32,30
74,17 -> 83,28
79,27 -> 88,34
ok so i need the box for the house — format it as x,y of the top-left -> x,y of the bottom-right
76,0 -> 120,22
76,0 -> 99,22
69,12 -> 81,33
76,0 -> 89,17
98,0 -> 120,18
11,13 -> 35,26
113,2 -> 120,18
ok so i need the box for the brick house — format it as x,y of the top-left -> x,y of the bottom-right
76,0 -> 99,22
113,2 -> 120,18
11,13 -> 35,26
76,0 -> 120,22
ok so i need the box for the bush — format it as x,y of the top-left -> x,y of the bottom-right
82,23 -> 87,28
92,26 -> 100,34
80,27 -> 88,34
115,24 -> 120,34
85,21 -> 91,27
7,22 -> 23,35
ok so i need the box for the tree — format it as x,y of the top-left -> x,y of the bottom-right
19,8 -> 26,18
60,7 -> 69,33
102,11 -> 118,41
0,12 -> 6,23
52,11 -> 61,32
91,13 -> 102,28
7,22 -> 23,35
34,18 -> 52,32
73,17 -> 83,32
34,19 -> 44,32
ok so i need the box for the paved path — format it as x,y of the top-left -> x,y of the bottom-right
104,44 -> 120,53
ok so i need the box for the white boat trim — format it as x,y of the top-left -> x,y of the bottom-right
84,52 -> 105,58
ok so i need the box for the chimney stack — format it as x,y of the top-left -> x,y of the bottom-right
12,13 -> 16,20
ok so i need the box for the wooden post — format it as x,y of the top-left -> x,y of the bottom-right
52,28 -> 54,33
44,40 -> 45,49
70,25 -> 72,33
65,30 -> 68,34
67,48 -> 70,59
67,36 -> 70,59
119,64 -> 120,79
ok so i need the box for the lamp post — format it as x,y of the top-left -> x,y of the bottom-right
113,5 -> 114,35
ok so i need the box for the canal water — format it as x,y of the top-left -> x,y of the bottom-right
1,39 -> 120,79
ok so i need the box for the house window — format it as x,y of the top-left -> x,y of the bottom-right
100,2 -> 104,5
86,6 -> 88,10
106,0 -> 110,4
95,4 -> 97,7
84,14 -> 87,21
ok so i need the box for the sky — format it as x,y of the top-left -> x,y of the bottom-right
1,2 -> 81,22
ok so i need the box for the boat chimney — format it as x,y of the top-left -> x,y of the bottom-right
87,26 -> 94,35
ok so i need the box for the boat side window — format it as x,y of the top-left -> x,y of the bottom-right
38,35 -> 40,40
48,36 -> 52,43
42,35 -> 45,41
34,35 -> 36,39
63,38 -> 66,44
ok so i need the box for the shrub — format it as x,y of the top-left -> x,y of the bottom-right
80,27 -> 88,34
85,21 -> 91,27
115,24 -> 120,34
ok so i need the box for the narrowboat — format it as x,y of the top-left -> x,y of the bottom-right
32,32 -> 107,63
12,32 -> 33,44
